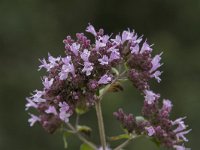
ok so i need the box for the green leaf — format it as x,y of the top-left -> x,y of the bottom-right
109,134 -> 131,141
149,137 -> 161,147
80,143 -> 94,150
77,125 -> 92,136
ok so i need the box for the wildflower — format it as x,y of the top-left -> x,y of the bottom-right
42,77 -> 54,89
59,102 -> 71,123
28,114 -> 40,126
144,90 -> 160,104
45,106 -> 57,115
81,49 -> 90,62
95,39 -> 106,50
70,43 -> 80,56
130,44 -> 139,54
82,61 -> 94,76
98,74 -> 112,84
176,130 -> 192,142
121,30 -> 134,43
140,41 -> 152,53
59,62 -> 75,80
86,24 -> 97,36
145,126 -> 155,136
31,90 -> 46,103
108,47 -> 120,61
26,24 -> 190,150
98,55 -> 109,65
25,98 -> 38,110
174,145 -> 190,150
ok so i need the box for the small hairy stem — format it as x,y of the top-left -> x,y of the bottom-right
95,100 -> 107,150
113,139 -> 132,150
113,135 -> 140,150
66,123 -> 97,149
75,114 -> 80,128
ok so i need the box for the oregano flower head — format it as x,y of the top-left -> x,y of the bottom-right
26,24 -> 190,150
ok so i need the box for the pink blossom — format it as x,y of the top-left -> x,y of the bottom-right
98,74 -> 112,84
86,24 -> 97,36
98,55 -> 109,65
28,114 -> 40,126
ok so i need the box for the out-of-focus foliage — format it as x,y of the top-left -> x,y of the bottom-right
0,0 -> 199,149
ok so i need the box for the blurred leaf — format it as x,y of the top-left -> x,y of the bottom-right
149,137 -> 161,147
109,133 -> 131,141
80,143 -> 94,150
77,125 -> 92,137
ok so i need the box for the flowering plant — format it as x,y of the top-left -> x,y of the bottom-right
26,24 -> 191,150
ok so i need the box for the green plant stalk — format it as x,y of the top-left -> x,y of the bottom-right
113,138 -> 132,150
95,69 -> 127,150
66,123 -> 97,150
95,100 -> 107,150
113,135 -> 140,150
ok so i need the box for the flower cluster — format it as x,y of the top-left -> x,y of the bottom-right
114,92 -> 191,149
26,23 -> 190,150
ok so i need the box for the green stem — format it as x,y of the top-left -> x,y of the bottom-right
95,70 -> 127,150
113,139 -> 132,150
113,135 -> 140,150
95,100 -> 107,150
66,123 -> 97,150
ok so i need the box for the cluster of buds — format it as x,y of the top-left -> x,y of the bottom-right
26,24 -> 190,149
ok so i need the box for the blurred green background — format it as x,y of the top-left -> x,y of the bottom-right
0,0 -> 199,149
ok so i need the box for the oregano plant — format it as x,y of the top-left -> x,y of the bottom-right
26,24 -> 191,150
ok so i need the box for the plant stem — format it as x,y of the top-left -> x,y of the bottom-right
113,135 -> 140,150
95,70 -> 127,149
95,100 -> 107,150
66,122 -> 97,150
113,139 -> 132,150
75,114 -> 79,128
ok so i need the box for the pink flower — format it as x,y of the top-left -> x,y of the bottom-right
162,99 -> 173,112
70,43 -> 80,56
130,44 -> 140,54
108,47 -> 120,61
140,41 -> 152,53
86,24 -> 97,36
25,98 -> 38,110
150,53 -> 163,73
42,77 -> 54,89
59,102 -> 71,123
45,106 -> 57,115
28,114 -> 40,126
81,49 -> 90,62
82,62 -> 94,76
145,126 -> 155,136
98,74 -> 112,84
98,55 -> 109,65
31,90 -> 46,103
144,90 -> 160,104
